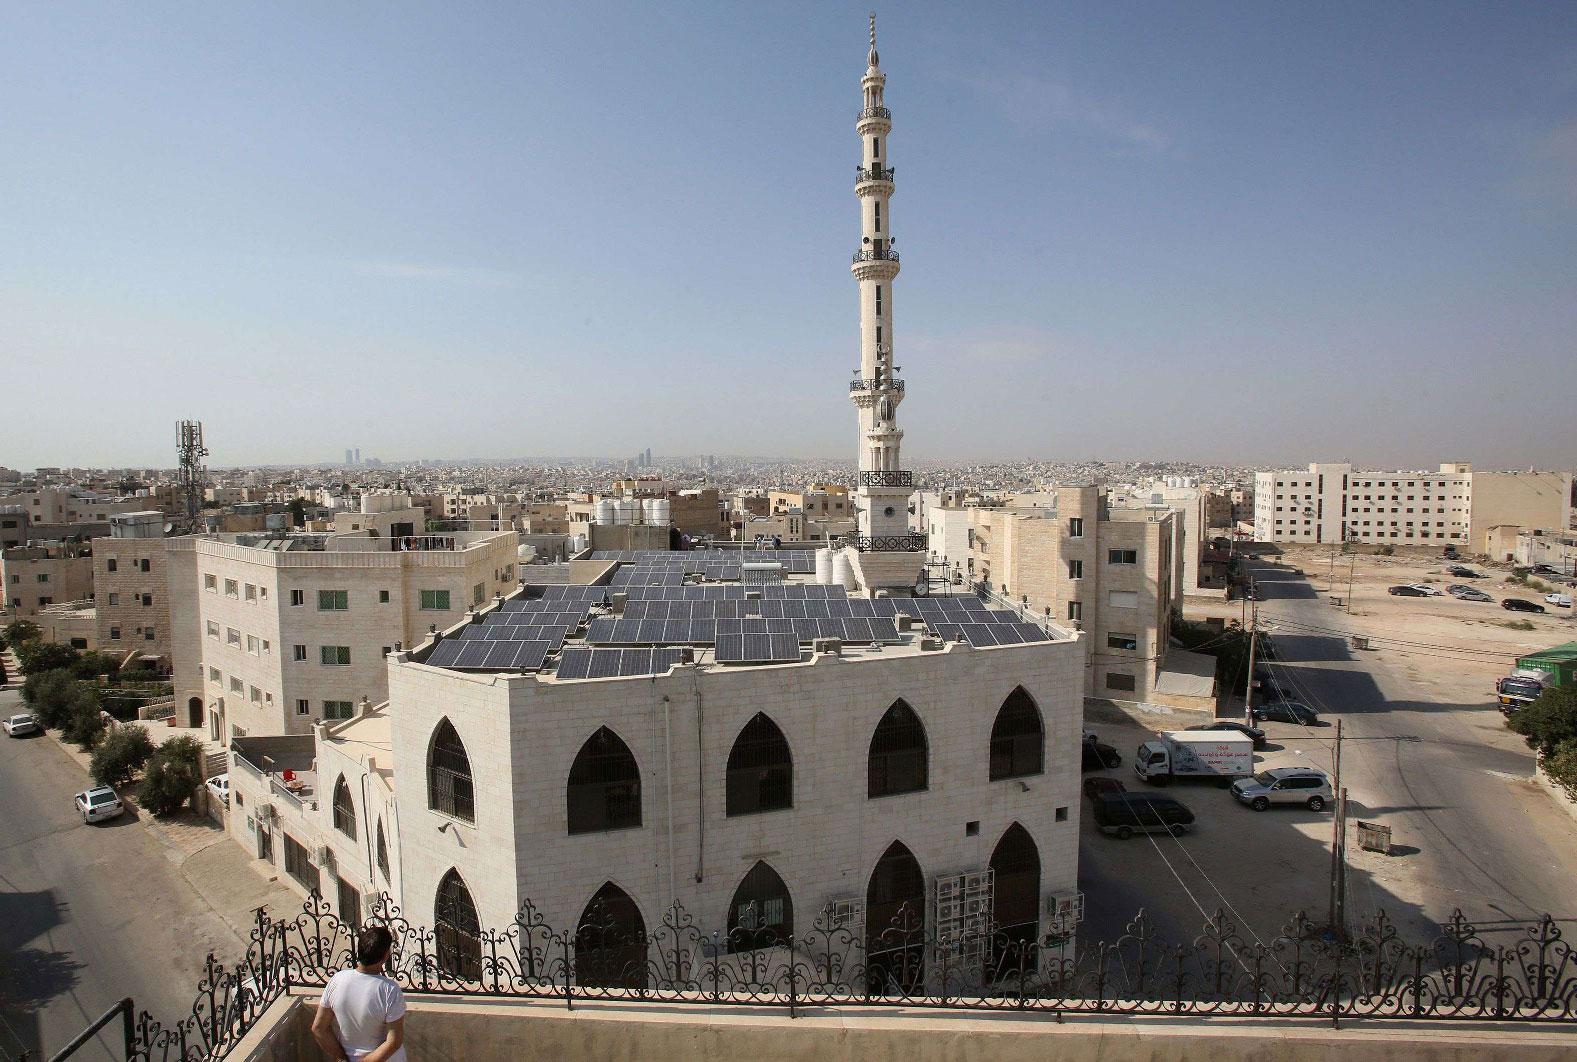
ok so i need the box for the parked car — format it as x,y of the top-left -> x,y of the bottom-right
1251,701 -> 1321,725
1446,566 -> 1481,578
1231,766 -> 1334,812
75,786 -> 125,824
1535,564 -> 1562,576
1442,546 -> 1459,560
1408,584 -> 1444,596
205,773 -> 230,805
1388,585 -> 1429,597
1092,792 -> 1195,840
1082,737 -> 1122,771
1448,584 -> 1493,602
1251,667 -> 1287,700
1546,593 -> 1573,609
1185,719 -> 1268,749
1084,776 -> 1127,801
3,712 -> 40,737
1502,598 -> 1546,614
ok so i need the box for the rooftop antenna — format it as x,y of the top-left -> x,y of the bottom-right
176,420 -> 209,534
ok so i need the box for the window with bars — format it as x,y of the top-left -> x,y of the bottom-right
376,820 -> 390,881
318,589 -> 348,611
332,777 -> 356,838
988,687 -> 1043,781
336,876 -> 361,931
419,589 -> 450,611
320,645 -> 350,666
428,719 -> 475,823
435,869 -> 481,981
868,699 -> 928,798
567,727 -> 642,834
727,861 -> 794,953
725,713 -> 793,816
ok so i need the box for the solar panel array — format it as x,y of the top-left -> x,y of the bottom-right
929,622 -> 1053,648
426,638 -> 552,671
555,647 -> 685,680
620,598 -> 904,619
586,616 -> 899,646
590,550 -> 817,574
716,631 -> 801,664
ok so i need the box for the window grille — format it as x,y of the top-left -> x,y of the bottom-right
567,727 -> 641,834
726,713 -> 793,816
868,700 -> 927,798
428,720 -> 475,823
332,777 -> 356,839
988,687 -> 1043,781
435,869 -> 481,981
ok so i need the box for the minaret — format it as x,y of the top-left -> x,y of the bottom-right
846,14 -> 925,591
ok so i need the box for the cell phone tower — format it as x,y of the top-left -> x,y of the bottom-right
176,420 -> 209,534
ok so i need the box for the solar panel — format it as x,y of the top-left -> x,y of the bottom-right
960,623 -> 1000,648
588,647 -> 622,678
931,622 -> 964,643
1013,622 -> 1051,643
866,618 -> 899,641
426,640 -> 465,666
556,648 -> 592,679
453,641 -> 493,668
716,632 -> 799,663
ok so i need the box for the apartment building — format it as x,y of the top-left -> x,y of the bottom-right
0,508 -> 28,549
93,511 -> 172,660
2,542 -> 94,616
1253,462 -> 1571,549
770,484 -> 852,520
168,527 -> 518,740
970,487 -> 1174,702
0,487 -> 149,525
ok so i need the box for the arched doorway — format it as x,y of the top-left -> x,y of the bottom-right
865,841 -> 925,995
987,823 -> 1041,981
575,882 -> 648,989
434,868 -> 482,982
187,696 -> 203,728
726,861 -> 794,953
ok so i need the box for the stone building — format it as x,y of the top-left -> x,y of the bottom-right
2,542 -> 94,616
92,511 -> 172,661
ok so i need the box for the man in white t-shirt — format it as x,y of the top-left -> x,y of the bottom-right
312,926 -> 407,1062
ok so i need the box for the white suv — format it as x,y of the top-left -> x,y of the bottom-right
75,786 -> 126,824
3,713 -> 40,737
1231,767 -> 1333,812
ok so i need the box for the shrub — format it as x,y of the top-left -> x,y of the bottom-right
71,651 -> 125,680
1508,686 -> 1577,757
3,619 -> 41,648
63,686 -> 106,749
1503,619 -> 1536,631
90,724 -> 156,788
1376,544 -> 1395,556
138,735 -> 205,816
16,641 -> 80,676
1543,742 -> 1577,803
25,670 -> 79,729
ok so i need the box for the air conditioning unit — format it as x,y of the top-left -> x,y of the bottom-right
1044,891 -> 1085,925
314,844 -> 336,869
611,593 -> 627,614
919,637 -> 944,652
895,615 -> 914,632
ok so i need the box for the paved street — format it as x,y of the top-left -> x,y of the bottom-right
0,687 -> 277,1062
1077,560 -> 1577,954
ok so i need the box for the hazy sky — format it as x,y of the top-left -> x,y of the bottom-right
3,2 -> 1573,470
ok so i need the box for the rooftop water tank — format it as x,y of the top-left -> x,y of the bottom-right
832,550 -> 856,590
648,498 -> 671,526
614,498 -> 640,525
815,547 -> 833,586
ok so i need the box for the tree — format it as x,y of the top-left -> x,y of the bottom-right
287,497 -> 307,527
1541,741 -> 1577,804
71,651 -> 124,680
90,724 -> 155,788
1507,686 -> 1577,757
24,670 -> 79,729
16,641 -> 80,676
138,735 -> 204,816
2,619 -> 41,648
63,686 -> 106,750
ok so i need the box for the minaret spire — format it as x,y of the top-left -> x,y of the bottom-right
846,14 -> 924,588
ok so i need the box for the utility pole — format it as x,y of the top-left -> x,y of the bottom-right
1242,597 -> 1259,726
1328,718 -> 1346,938
1346,554 -> 1356,613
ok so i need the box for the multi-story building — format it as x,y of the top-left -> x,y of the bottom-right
1253,462 -> 1571,549
2,542 -> 94,616
770,484 -> 852,521
0,507 -> 29,549
0,487 -> 148,525
167,526 -> 518,738
970,487 -> 1174,702
93,511 -> 172,661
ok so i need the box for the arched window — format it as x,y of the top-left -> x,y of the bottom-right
865,840 -> 925,994
331,776 -> 356,839
726,714 -> 792,816
987,823 -> 1041,980
988,687 -> 1044,781
868,700 -> 927,798
434,869 -> 481,981
427,719 -> 475,823
727,861 -> 794,953
567,727 -> 641,834
575,882 -> 647,989
375,819 -> 390,881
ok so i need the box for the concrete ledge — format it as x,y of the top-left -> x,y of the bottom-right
246,988 -> 1577,1062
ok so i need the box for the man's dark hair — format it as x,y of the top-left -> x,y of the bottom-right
355,925 -> 394,967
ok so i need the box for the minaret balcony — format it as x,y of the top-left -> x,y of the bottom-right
849,532 -> 927,553
852,248 -> 900,264
859,470 -> 915,488
855,164 -> 895,185
858,105 -> 891,121
849,375 -> 905,393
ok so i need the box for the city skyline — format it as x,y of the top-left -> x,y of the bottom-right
3,2 -> 1574,470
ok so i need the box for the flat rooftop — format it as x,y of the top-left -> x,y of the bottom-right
412,549 -> 1073,681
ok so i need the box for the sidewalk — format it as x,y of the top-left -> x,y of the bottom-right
38,718 -> 301,941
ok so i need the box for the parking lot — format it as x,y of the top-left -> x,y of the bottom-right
1076,548 -> 1577,954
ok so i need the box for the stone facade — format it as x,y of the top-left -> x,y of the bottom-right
93,537 -> 171,658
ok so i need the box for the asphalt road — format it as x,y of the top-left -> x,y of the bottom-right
1076,561 -> 1577,959
0,687 -> 247,1062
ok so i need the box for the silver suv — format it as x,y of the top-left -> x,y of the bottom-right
1231,766 -> 1332,812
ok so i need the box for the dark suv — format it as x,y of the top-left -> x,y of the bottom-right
1502,598 -> 1546,614
1092,792 -> 1195,840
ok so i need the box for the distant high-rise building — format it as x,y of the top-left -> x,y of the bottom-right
354,448 -> 362,465
645,448 -> 653,467
345,449 -> 354,466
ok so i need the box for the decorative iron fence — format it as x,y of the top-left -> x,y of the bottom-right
122,894 -> 1577,1060
860,470 -> 915,488
852,248 -> 900,264
849,533 -> 927,552
858,106 -> 891,122
848,376 -> 905,393
856,164 -> 895,184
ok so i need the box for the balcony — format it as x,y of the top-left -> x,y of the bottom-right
852,248 -> 900,264
858,105 -> 891,122
856,164 -> 895,184
860,470 -> 915,489
849,533 -> 927,552
849,376 -> 905,393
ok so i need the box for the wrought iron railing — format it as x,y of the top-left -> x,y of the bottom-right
856,164 -> 895,184
122,894 -> 1577,1060
848,377 -> 905,393
849,533 -> 927,552
860,470 -> 915,488
852,248 -> 899,264
858,106 -> 892,122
